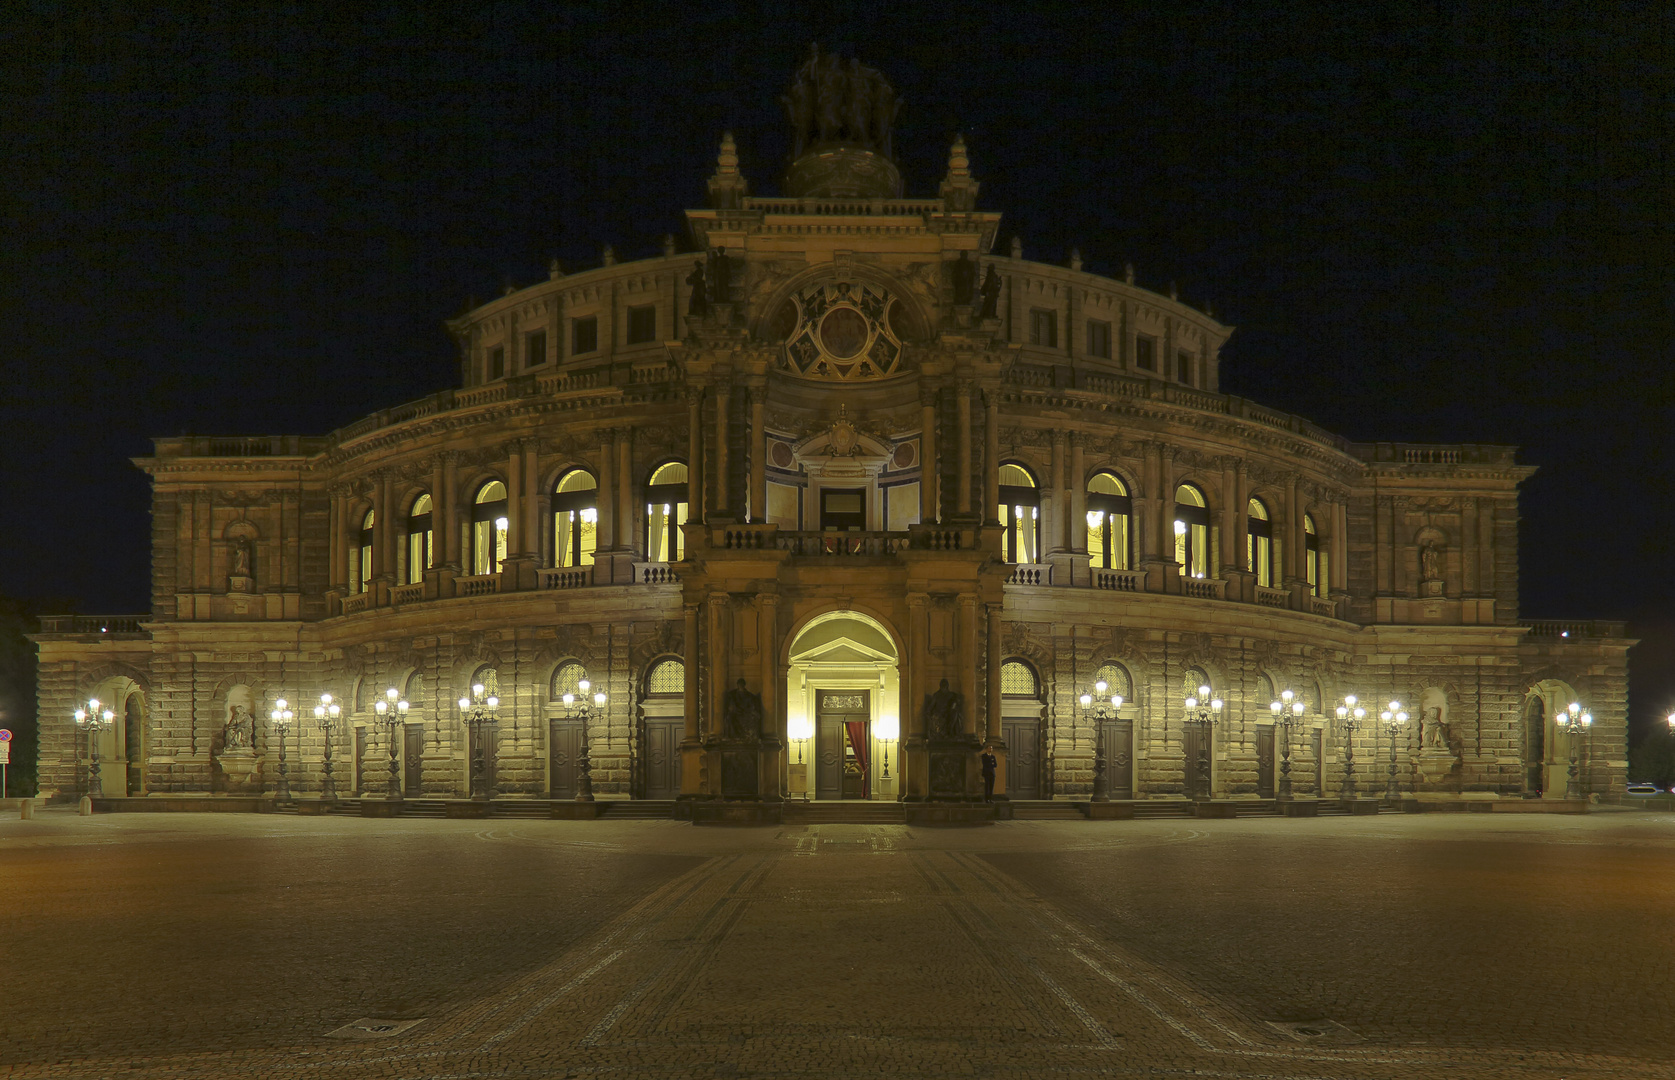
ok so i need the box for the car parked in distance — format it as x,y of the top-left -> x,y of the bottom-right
1626,781 -> 1664,796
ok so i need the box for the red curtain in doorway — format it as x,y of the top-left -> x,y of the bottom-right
845,721 -> 870,781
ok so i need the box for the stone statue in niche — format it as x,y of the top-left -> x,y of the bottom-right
721,678 -> 762,741
222,703 -> 255,752
707,247 -> 732,305
950,251 -> 976,306
686,261 -> 708,318
231,536 -> 252,577
1420,542 -> 1443,583
923,678 -> 966,739
977,265 -> 1001,320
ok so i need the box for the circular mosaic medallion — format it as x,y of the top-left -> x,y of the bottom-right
819,307 -> 869,358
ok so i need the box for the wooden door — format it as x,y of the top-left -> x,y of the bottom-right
645,719 -> 682,799
1311,730 -> 1324,796
354,728 -> 369,795
550,719 -> 582,798
1003,720 -> 1039,798
1182,725 -> 1210,799
1103,720 -> 1134,798
1256,725 -> 1275,797
469,724 -> 498,797
404,725 -> 424,795
816,690 -> 869,799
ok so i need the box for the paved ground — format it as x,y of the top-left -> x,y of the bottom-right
2,810 -> 1673,1079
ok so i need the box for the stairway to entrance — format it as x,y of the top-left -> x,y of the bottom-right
784,801 -> 908,825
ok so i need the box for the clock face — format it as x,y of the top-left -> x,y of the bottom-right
776,280 -> 905,380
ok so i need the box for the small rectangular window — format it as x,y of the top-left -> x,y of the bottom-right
1178,350 -> 1194,387
1029,309 -> 1058,348
489,346 -> 505,380
766,481 -> 800,528
525,331 -> 547,368
572,316 -> 598,355
626,305 -> 657,345
1135,336 -> 1155,371
1087,319 -> 1111,359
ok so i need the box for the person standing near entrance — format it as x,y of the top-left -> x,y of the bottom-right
980,747 -> 998,802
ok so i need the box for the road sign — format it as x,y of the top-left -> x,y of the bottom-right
0,729 -> 11,741
0,741 -> 9,764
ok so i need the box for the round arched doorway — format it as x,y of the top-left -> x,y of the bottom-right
785,611 -> 900,801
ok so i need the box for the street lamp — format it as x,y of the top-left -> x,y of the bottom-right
1268,689 -> 1306,799
373,687 -> 410,801
268,698 -> 294,802
1334,695 -> 1367,800
458,682 -> 500,801
1077,679 -> 1124,802
560,678 -> 606,802
1181,684 -> 1223,800
876,715 -> 899,781
72,698 -> 114,798
1380,701 -> 1409,801
788,715 -> 813,801
312,693 -> 343,801
1554,702 -> 1593,800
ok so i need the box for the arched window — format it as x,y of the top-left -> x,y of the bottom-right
1000,660 -> 1039,698
404,670 -> 428,709
1304,513 -> 1323,596
1086,471 -> 1132,570
645,659 -> 685,696
1247,497 -> 1274,587
472,481 -> 509,576
551,661 -> 588,700
472,666 -> 499,700
406,494 -> 433,585
353,509 -> 374,593
1093,662 -> 1133,702
646,461 -> 689,562
1173,484 -> 1210,579
1183,667 -> 1212,698
1255,672 -> 1275,707
998,463 -> 1040,564
552,469 -> 598,568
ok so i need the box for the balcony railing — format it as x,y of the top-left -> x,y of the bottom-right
1254,585 -> 1289,608
634,562 -> 680,584
390,582 -> 425,605
341,592 -> 373,614
1520,620 -> 1628,639
1310,595 -> 1339,617
1006,564 -> 1050,586
538,568 -> 590,590
1092,569 -> 1143,592
1185,578 -> 1227,601
37,615 -> 149,636
457,574 -> 501,597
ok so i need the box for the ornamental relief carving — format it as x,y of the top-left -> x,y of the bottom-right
1002,621 -> 1053,675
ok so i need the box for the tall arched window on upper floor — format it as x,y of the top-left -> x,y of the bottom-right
406,494 -> 433,585
1247,497 -> 1274,587
552,469 -> 598,568
1304,513 -> 1323,596
646,461 -> 689,562
998,463 -> 1039,564
471,481 -> 509,576
1173,484 -> 1210,579
1086,471 -> 1132,570
353,509 -> 374,593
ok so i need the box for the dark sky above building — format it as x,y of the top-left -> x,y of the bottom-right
4,3 -> 1670,731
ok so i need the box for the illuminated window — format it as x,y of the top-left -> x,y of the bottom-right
645,461 -> 689,562
646,659 -> 685,696
552,469 -> 598,568
353,509 -> 374,593
998,463 -> 1039,564
1305,513 -> 1323,596
471,481 -> 509,576
551,661 -> 587,700
1173,484 -> 1210,579
1094,663 -> 1132,700
1247,497 -> 1274,587
1001,661 -> 1038,697
406,494 -> 432,584
1184,667 -> 1212,698
1086,470 -> 1131,570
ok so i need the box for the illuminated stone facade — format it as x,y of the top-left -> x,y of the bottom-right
34,60 -> 1630,815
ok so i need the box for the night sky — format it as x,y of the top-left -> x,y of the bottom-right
4,3 -> 1670,735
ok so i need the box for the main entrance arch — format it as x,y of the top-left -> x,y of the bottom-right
785,611 -> 901,801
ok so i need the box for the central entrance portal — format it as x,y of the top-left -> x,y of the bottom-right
816,690 -> 871,800
785,611 -> 900,802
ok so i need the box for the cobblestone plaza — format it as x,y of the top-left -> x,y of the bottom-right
4,811 -> 1672,1078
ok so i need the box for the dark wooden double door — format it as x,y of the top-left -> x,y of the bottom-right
1003,719 -> 1040,799
1098,720 -> 1134,799
644,719 -> 682,799
815,689 -> 869,800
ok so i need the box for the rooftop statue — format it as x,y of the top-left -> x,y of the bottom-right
782,45 -> 901,160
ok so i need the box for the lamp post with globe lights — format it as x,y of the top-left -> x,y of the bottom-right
788,715 -> 814,800
268,699 -> 294,802
559,679 -> 606,802
1554,702 -> 1592,800
1181,684 -> 1223,800
876,715 -> 899,785
1268,689 -> 1306,799
373,687 -> 410,800
1077,679 -> 1124,802
1334,696 -> 1367,800
312,693 -> 343,801
1380,701 -> 1409,801
458,683 -> 499,800
72,698 -> 114,799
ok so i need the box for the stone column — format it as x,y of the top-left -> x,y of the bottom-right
373,473 -> 392,581
904,592 -> 929,800
713,379 -> 731,519
328,490 -> 344,591
441,451 -> 460,569
984,388 -> 1001,525
597,433 -> 616,551
1048,429 -> 1067,552
748,381 -> 766,523
958,594 -> 979,739
1333,499 -> 1349,593
430,457 -> 447,570
758,593 -> 782,800
680,602 -> 703,799
919,386 -> 939,523
522,440 -> 540,558
956,380 -> 973,515
985,603 -> 1003,743
1219,461 -> 1239,572
617,430 -> 633,559
505,447 -> 524,555
686,387 -> 705,525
